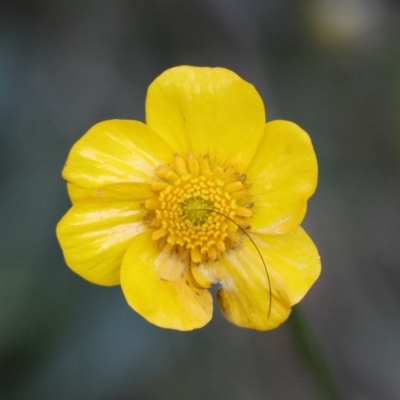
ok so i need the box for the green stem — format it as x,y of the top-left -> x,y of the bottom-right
287,307 -> 343,400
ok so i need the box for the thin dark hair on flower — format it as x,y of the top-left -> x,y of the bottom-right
196,208 -> 272,318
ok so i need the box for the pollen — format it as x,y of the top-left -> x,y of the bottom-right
144,153 -> 253,264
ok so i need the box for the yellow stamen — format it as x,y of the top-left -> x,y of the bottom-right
225,181 -> 243,193
144,153 -> 253,265
235,207 -> 253,218
208,246 -> 218,261
151,182 -> 168,191
187,153 -> 200,177
152,228 -> 167,241
191,248 -> 202,263
156,167 -> 180,183
145,199 -> 161,210
216,240 -> 225,252
174,154 -> 188,176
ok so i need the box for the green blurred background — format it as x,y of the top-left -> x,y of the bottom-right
1,0 -> 400,399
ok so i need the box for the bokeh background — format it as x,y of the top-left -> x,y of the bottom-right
1,0 -> 400,399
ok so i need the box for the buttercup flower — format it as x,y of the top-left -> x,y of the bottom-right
57,66 -> 320,331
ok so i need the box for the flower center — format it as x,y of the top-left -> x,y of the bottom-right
181,196 -> 213,225
144,153 -> 252,264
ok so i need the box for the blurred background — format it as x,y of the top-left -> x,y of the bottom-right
1,0 -> 400,399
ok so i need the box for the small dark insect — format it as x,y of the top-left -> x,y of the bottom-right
197,208 -> 272,318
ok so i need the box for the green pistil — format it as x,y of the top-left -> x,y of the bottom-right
181,196 -> 213,225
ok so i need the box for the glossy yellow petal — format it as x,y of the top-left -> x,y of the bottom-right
67,182 -> 153,205
56,202 -> 145,286
216,240 -> 292,331
246,120 -> 318,234
121,230 -> 213,331
63,120 -> 173,188
253,227 -> 321,305
216,226 -> 320,330
146,66 -> 265,170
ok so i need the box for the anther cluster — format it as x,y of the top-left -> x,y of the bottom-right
144,154 -> 253,264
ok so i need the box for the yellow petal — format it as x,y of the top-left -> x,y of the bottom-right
253,227 -> 321,305
146,66 -> 265,170
120,230 -> 213,330
56,202 -> 145,286
63,120 -> 173,188
154,251 -> 186,281
215,240 -> 292,331
216,226 -> 320,330
67,182 -> 153,205
246,120 -> 318,234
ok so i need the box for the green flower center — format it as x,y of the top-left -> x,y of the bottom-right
180,196 -> 213,226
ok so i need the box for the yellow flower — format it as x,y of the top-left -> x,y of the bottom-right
56,66 -> 320,331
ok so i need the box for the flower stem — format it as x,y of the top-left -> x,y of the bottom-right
287,307 -> 343,400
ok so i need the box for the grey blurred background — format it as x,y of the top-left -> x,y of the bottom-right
1,0 -> 400,399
